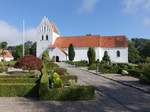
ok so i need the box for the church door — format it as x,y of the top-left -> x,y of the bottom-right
56,56 -> 59,62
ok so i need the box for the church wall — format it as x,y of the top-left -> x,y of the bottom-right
61,47 -> 128,63
49,48 -> 67,61
101,47 -> 128,63
52,32 -> 60,44
36,41 -> 50,58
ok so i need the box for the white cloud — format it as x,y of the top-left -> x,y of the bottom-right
0,20 -> 37,46
123,0 -> 150,14
79,0 -> 99,13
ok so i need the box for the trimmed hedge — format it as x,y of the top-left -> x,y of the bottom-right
66,60 -> 88,67
39,63 -> 49,100
99,64 -> 119,73
0,78 -> 39,83
60,75 -> 78,83
127,69 -> 142,78
0,74 -> 38,78
88,64 -> 96,70
46,86 -> 95,101
0,83 -> 39,97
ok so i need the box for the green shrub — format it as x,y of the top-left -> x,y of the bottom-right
0,78 -> 39,83
44,61 -> 59,70
68,44 -> 75,61
0,62 -> 5,73
140,64 -> 150,84
0,83 -> 38,97
74,60 -> 88,67
65,61 -> 75,65
45,86 -> 95,101
50,72 -> 62,88
39,63 -> 49,100
42,50 -> 50,61
99,64 -> 119,73
3,61 -> 16,67
87,47 -> 96,66
0,74 -> 38,78
88,64 -> 96,70
127,69 -> 142,78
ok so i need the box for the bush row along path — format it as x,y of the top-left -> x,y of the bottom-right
58,62 -> 150,112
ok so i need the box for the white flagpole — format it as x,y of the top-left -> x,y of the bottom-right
23,20 -> 25,57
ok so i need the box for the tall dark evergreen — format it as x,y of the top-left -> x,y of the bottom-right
87,47 -> 96,65
102,51 -> 111,64
68,44 -> 75,61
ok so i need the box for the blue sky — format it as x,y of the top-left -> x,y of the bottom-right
0,0 -> 149,45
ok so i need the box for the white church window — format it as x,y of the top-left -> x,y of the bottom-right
117,50 -> 120,57
46,35 -> 48,40
47,28 -> 50,32
42,35 -> 44,40
44,26 -> 46,32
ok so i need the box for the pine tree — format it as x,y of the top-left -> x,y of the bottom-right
87,47 -> 96,65
68,44 -> 75,61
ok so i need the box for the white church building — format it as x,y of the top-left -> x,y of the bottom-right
36,17 -> 128,63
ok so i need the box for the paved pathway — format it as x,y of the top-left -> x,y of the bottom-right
81,67 -> 150,93
58,62 -> 150,112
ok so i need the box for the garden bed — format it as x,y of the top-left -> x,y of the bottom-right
0,83 -> 39,97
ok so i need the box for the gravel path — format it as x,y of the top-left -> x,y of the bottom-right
58,62 -> 150,112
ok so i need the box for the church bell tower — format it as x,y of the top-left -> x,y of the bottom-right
36,16 -> 60,58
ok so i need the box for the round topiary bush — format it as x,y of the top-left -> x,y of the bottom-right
15,55 -> 42,70
50,72 -> 63,88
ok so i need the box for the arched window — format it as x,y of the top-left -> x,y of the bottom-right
46,35 -> 48,40
117,51 -> 120,57
42,35 -> 44,40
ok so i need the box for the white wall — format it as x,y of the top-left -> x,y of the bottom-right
48,47 -> 128,63
101,48 -> 128,63
63,47 -> 128,63
36,41 -> 50,58
52,32 -> 60,44
49,48 -> 67,61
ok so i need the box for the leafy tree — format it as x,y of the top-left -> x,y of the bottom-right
0,42 -> 8,50
15,45 -> 23,59
25,41 -> 32,55
0,42 -> 8,57
145,57 -> 150,63
141,41 -> 150,57
128,40 -> 141,63
101,51 -> 111,64
87,47 -> 96,65
68,44 -> 75,61
30,42 -> 36,56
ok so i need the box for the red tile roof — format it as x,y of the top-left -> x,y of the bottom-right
49,35 -> 128,48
